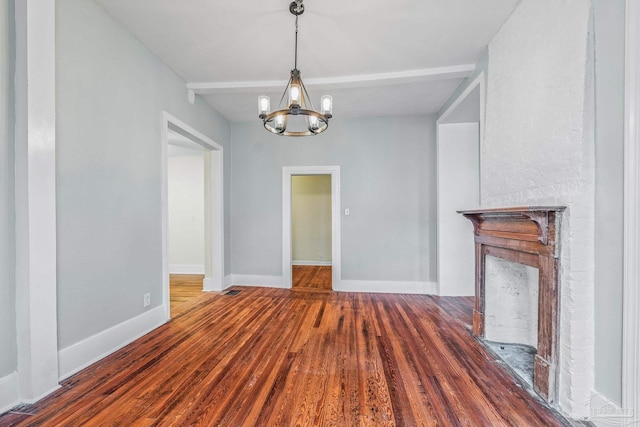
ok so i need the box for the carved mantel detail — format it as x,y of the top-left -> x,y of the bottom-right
458,206 -> 566,404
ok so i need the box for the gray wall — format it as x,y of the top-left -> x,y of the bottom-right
594,0 -> 625,404
0,0 -> 17,378
56,0 -> 230,349
230,115 -> 437,283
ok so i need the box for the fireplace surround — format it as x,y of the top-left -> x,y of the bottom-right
458,206 -> 565,403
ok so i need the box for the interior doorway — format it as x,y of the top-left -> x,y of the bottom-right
291,175 -> 333,291
282,166 -> 341,290
161,112 -> 224,319
167,137 -> 205,311
436,73 -> 484,296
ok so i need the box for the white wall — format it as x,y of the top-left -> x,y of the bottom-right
230,115 -> 437,289
593,0 -> 625,405
0,0 -> 16,380
482,0 -> 594,416
292,175 -> 332,264
56,0 -> 230,353
168,147 -> 205,273
437,123 -> 479,296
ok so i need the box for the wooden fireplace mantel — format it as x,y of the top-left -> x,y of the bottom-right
457,206 -> 566,404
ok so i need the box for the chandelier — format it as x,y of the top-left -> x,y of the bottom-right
257,0 -> 333,136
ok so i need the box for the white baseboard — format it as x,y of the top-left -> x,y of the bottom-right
0,372 -> 19,414
228,274 -> 285,289
292,260 -> 332,266
337,280 -> 437,294
589,390 -> 635,426
224,274 -> 233,289
169,264 -> 205,274
58,305 -> 168,380
225,275 -> 436,294
21,384 -> 62,405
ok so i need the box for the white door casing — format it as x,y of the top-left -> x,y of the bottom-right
161,112 -> 224,319
282,166 -> 341,289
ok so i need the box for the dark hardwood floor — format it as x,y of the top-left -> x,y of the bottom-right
0,287 -> 568,426
169,273 -> 203,314
292,265 -> 332,291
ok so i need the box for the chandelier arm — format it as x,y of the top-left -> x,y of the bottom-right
263,108 -> 329,136
299,77 -> 316,112
277,75 -> 293,110
263,109 -> 328,124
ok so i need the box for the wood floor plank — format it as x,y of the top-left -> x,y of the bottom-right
0,287 -> 570,426
170,273 -> 203,315
292,265 -> 332,291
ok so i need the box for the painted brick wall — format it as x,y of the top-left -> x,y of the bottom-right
482,0 -> 594,417
485,259 -> 538,347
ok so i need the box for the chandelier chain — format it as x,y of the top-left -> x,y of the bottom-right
294,15 -> 299,70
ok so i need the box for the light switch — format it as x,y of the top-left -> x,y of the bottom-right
345,208 -> 350,216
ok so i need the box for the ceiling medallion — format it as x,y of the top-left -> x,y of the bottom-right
257,0 -> 333,136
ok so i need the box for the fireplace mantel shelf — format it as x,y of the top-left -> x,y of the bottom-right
458,206 -> 565,404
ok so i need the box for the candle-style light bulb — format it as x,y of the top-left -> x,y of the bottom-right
258,96 -> 270,117
275,114 -> 285,131
309,116 -> 319,131
289,84 -> 301,107
321,95 -> 333,116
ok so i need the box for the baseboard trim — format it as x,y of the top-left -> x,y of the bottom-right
228,274 -> 286,289
21,384 -> 62,405
292,260 -> 332,266
225,275 -> 437,294
169,264 -> 205,274
224,274 -> 233,289
589,390 -> 634,426
337,280 -> 437,294
58,305 -> 168,380
0,372 -> 19,414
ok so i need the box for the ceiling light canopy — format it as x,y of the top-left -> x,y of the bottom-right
258,0 -> 333,136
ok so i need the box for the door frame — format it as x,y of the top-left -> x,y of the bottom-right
161,112 -> 224,319
282,166 -> 341,289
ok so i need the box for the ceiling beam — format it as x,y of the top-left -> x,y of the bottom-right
187,64 -> 475,94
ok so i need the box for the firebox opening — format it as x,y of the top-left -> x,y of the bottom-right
484,256 -> 540,387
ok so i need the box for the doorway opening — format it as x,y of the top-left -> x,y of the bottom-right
161,112 -> 224,319
282,166 -> 341,290
167,137 -> 205,312
436,72 -> 484,297
291,175 -> 333,291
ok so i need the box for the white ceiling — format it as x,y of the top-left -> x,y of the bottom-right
96,0 -> 520,122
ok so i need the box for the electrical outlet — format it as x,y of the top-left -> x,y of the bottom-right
143,293 -> 151,308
